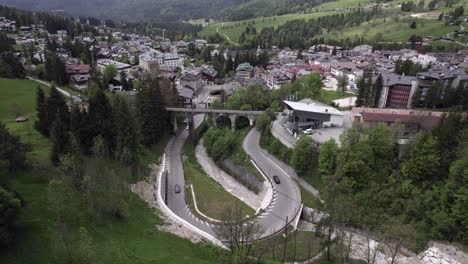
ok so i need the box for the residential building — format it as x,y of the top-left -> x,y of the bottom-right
139,52 -> 160,76
266,70 -> 291,90
97,59 -> 131,72
235,62 -> 254,80
180,71 -> 202,94
352,107 -> 443,138
176,85 -> 195,107
377,73 -> 418,109
201,67 -> 217,84
65,64 -> 91,89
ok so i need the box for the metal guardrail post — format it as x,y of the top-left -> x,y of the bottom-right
164,170 -> 168,204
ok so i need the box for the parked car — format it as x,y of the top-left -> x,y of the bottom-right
273,175 -> 280,184
303,128 -> 313,135
175,184 -> 181,193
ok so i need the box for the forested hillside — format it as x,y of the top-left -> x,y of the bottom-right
0,0 -> 247,22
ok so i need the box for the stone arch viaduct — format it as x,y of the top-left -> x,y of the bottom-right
165,107 -> 264,139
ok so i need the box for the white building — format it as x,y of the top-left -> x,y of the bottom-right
412,54 -> 437,68
97,59 -> 131,73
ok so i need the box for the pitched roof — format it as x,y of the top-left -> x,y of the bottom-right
236,62 -> 253,72
65,64 -> 90,74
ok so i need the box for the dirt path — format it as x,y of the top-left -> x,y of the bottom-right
216,23 -> 240,45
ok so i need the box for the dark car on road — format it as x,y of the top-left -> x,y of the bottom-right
175,184 -> 181,193
273,175 -> 280,184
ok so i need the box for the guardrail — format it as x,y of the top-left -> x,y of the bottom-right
157,153 -> 225,248
248,153 -> 303,241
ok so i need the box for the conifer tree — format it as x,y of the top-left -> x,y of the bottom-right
112,95 -> 139,164
85,90 -> 115,155
34,86 -> 49,136
372,74 -> 383,107
46,85 -> 69,134
137,78 -> 167,146
50,111 -> 71,166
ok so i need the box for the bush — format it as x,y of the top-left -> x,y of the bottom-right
259,128 -> 292,164
0,187 -> 21,248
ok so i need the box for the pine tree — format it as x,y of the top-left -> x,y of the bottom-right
85,90 -> 116,155
46,85 -> 69,134
356,78 -> 367,107
372,74 -> 383,107
137,78 -> 167,146
239,32 -> 246,44
34,86 -> 49,136
50,111 -> 71,166
394,59 -> 402,74
120,71 -> 129,91
112,95 -> 139,164
45,53 -> 69,85
226,54 -> 234,73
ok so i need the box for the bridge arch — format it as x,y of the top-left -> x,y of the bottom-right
235,115 -> 251,129
214,114 -> 233,129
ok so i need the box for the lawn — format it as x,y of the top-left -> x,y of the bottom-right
0,78 -> 226,264
199,11 -> 338,44
183,141 -> 254,220
0,78 -> 52,164
300,184 -> 322,209
321,90 -> 354,105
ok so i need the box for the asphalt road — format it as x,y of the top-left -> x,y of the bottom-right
164,116 -> 303,239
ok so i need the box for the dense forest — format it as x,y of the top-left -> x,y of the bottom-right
0,0 -> 247,22
318,113 -> 468,250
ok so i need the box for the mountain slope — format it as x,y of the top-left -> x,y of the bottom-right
0,0 -> 248,22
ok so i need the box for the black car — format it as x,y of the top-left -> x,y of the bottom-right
175,184 -> 181,193
273,175 -> 280,184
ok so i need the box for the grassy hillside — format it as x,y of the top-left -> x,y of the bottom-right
199,0 -> 467,46
0,78 -> 225,264
322,16 -> 465,42
199,11 -> 338,44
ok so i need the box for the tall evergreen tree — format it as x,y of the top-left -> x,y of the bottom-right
34,86 -> 49,136
372,74 -> 383,107
112,95 -> 139,164
0,122 -> 29,171
137,78 -> 167,146
46,85 -> 69,135
225,54 -> 234,73
84,90 -> 115,155
45,53 -> 69,85
50,111 -> 71,166
356,77 -> 367,107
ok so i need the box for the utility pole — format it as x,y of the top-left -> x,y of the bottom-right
282,216 -> 288,263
